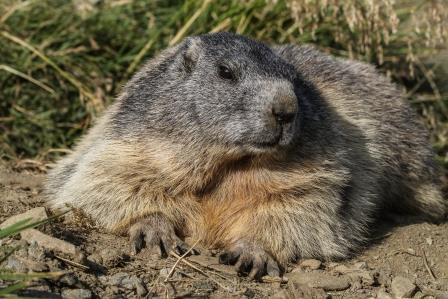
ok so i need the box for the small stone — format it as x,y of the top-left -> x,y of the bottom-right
426,237 -> 433,245
87,253 -> 103,265
391,276 -> 416,298
4,255 -> 48,272
406,248 -> 416,255
20,229 -> 78,256
159,267 -> 181,279
62,288 -> 92,299
135,282 -> 148,297
60,273 -> 78,286
97,248 -> 127,267
333,264 -> 352,274
287,271 -> 350,291
288,282 -> 329,299
377,289 -> 393,299
300,259 -> 322,270
4,256 -> 28,273
100,272 -> 144,290
159,268 -> 171,277
27,241 -> 47,261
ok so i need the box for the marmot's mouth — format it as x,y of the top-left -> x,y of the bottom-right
253,132 -> 282,148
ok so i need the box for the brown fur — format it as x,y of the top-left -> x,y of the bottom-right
45,33 -> 446,271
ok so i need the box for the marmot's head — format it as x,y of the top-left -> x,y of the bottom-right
114,32 -> 303,157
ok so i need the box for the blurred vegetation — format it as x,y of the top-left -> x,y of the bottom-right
0,0 -> 447,168
0,216 -> 64,297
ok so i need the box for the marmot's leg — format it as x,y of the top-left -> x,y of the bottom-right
219,240 -> 280,280
129,212 -> 198,257
216,193 -> 368,276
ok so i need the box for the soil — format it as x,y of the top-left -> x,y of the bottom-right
0,161 -> 447,299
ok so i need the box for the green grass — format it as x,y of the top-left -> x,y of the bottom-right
0,215 -> 65,298
0,0 -> 446,166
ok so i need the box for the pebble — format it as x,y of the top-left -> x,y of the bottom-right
300,259 -> 322,270
62,288 -> 92,299
5,255 -> 48,272
287,271 -> 350,291
97,248 -> 126,267
27,241 -> 47,261
21,229 -> 78,256
391,276 -> 416,298
100,272 -> 147,295
87,253 -> 103,265
159,267 -> 181,279
59,273 -> 78,286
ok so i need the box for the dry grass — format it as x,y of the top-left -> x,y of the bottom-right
0,0 -> 447,167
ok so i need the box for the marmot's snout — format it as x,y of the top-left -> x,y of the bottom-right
257,80 -> 298,148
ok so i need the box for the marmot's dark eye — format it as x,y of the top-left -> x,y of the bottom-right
218,65 -> 234,80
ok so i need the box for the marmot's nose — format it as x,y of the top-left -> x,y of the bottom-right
272,108 -> 295,124
271,95 -> 297,125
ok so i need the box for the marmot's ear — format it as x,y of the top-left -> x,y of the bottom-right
181,37 -> 201,73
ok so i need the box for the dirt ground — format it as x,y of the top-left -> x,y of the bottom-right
0,161 -> 447,299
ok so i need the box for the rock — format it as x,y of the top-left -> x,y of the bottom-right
100,272 -> 145,292
27,241 -> 47,261
60,273 -> 78,286
87,253 -> 103,265
284,282 -> 328,299
4,255 -> 48,272
377,289 -> 393,299
391,276 -> 416,298
300,259 -> 322,270
160,267 -> 181,279
135,282 -> 148,297
333,264 -> 352,274
405,248 -> 416,255
331,263 -> 375,286
0,207 -> 47,229
287,272 -> 350,291
97,248 -> 127,267
20,229 -> 78,256
425,237 -> 433,245
4,256 -> 28,273
62,288 -> 92,299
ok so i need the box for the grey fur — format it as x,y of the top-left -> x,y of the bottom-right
45,32 -> 446,276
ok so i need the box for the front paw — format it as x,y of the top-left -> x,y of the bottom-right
128,213 -> 197,258
219,240 -> 280,280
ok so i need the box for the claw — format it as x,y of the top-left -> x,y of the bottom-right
128,214 -> 193,258
219,240 -> 281,280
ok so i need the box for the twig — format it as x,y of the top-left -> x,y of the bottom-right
169,252 -> 231,291
164,239 -> 200,282
420,248 -> 437,281
186,258 -> 234,282
55,255 -> 90,271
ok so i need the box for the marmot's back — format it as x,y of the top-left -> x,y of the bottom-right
45,33 -> 446,279
275,44 -> 444,218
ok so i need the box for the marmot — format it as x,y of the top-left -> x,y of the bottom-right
45,32 -> 446,279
